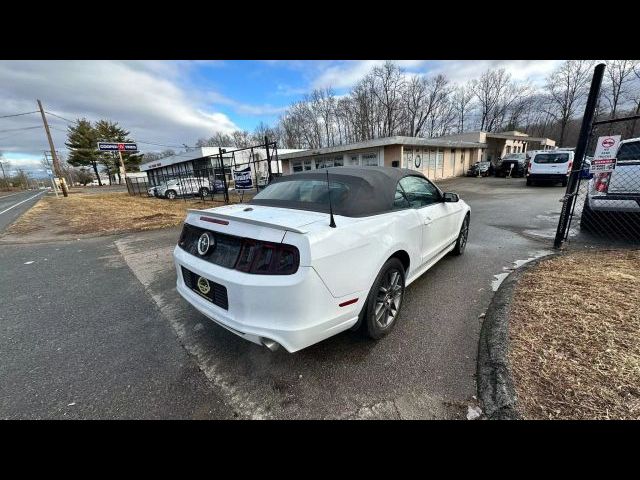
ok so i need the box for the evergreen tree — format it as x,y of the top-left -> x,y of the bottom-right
94,120 -> 143,184
65,118 -> 102,185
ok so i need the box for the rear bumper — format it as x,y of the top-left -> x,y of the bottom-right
173,246 -> 365,352
527,173 -> 567,182
588,193 -> 640,213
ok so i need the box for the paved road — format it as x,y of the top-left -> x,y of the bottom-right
0,191 -> 46,233
0,177 -> 566,419
113,176 -> 562,419
0,237 -> 233,419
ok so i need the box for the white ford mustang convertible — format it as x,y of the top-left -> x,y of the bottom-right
173,166 -> 470,352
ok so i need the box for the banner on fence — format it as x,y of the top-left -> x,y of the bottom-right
233,167 -> 253,190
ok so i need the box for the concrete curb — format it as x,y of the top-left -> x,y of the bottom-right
476,254 -> 559,420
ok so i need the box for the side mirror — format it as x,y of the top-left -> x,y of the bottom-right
442,192 -> 459,203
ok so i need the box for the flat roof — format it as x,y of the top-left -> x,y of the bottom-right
278,136 -> 487,161
140,146 -> 305,171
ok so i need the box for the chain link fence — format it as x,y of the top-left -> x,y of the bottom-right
563,118 -> 640,245
126,140 -> 281,205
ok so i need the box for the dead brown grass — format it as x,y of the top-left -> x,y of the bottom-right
508,250 -> 640,419
6,191 -> 252,236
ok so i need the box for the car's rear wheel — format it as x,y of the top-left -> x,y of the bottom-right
561,178 -> 568,187
363,258 -> 405,340
165,190 -> 177,200
526,177 -> 532,186
199,187 -> 210,196
452,214 -> 470,255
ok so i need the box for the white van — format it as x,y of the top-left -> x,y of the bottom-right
526,150 -> 574,186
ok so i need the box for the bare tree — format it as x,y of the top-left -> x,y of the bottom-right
452,83 -> 474,133
545,60 -> 595,147
0,152 -> 11,188
470,69 -> 531,132
604,60 -> 640,119
371,62 -> 405,137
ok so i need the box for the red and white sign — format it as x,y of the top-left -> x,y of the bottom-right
590,135 -> 621,173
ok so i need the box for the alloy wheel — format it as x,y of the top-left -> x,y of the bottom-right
374,269 -> 403,329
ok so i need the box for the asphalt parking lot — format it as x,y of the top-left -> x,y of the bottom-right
0,177 -> 567,419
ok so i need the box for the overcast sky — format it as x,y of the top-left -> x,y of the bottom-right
0,60 -> 563,175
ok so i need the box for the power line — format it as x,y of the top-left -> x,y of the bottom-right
0,111 -> 39,119
44,111 -> 75,123
0,125 -> 42,134
44,109 -> 189,151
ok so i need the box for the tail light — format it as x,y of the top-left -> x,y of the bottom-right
235,239 -> 300,275
527,157 -> 532,172
594,173 -> 611,193
567,160 -> 573,174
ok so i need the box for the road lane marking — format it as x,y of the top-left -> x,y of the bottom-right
0,191 -> 44,216
0,191 -> 27,200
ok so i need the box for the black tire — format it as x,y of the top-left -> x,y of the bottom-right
363,258 -> 405,340
452,214 -> 470,255
165,190 -> 177,200
526,177 -> 532,186
580,199 -> 597,233
199,187 -> 210,197
561,178 -> 568,187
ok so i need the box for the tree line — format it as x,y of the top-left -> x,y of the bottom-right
198,60 -> 640,152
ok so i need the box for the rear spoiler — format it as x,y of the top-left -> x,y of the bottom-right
187,209 -> 308,234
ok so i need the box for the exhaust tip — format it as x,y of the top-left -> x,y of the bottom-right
261,338 -> 281,352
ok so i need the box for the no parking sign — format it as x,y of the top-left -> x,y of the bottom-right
590,135 -> 621,173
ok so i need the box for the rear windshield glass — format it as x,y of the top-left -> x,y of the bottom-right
251,179 -> 351,209
616,142 -> 640,162
534,153 -> 569,164
503,153 -> 526,161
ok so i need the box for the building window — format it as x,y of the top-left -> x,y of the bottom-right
348,155 -> 359,166
362,153 -> 378,167
429,150 -> 436,170
450,149 -> 456,169
333,155 -> 344,167
403,148 -> 413,169
315,158 -> 335,169
292,161 -> 303,172
303,160 -> 312,171
506,146 -> 512,154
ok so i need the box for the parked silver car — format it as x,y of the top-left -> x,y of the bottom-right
157,177 -> 222,200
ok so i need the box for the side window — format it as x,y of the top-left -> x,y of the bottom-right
398,176 -> 441,208
393,182 -> 410,209
616,141 -> 640,162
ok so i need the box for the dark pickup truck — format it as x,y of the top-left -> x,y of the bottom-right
496,153 -> 527,177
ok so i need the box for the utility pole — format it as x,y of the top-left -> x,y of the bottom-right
37,99 -> 68,197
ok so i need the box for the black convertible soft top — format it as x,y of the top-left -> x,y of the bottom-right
249,166 -> 435,217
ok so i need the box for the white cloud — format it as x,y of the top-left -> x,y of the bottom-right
300,59 -> 565,93
0,60 -> 239,157
206,91 -> 288,116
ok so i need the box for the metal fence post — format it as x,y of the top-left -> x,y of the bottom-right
553,63 -> 605,249
218,148 -> 229,203
265,136 -> 273,184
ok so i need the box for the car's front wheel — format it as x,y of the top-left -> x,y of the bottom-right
452,214 -> 470,255
165,190 -> 177,200
363,258 -> 405,340
199,187 -> 210,196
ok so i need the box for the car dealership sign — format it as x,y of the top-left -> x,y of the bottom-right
97,142 -> 138,152
233,167 -> 254,190
590,135 -> 620,173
